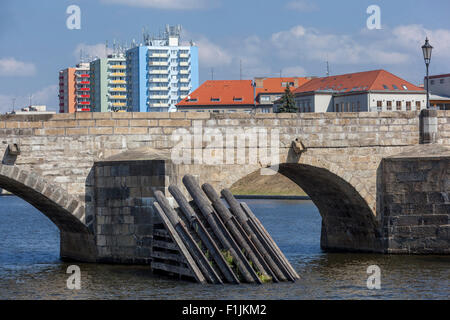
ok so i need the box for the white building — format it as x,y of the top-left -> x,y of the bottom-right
126,25 -> 199,112
426,73 -> 450,110
277,70 -> 427,113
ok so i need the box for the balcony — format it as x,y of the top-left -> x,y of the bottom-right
179,53 -> 189,58
109,102 -> 126,107
149,61 -> 169,66
110,65 -> 126,69
179,62 -> 189,67
109,80 -> 126,84
149,53 -> 169,58
150,103 -> 169,108
110,72 -> 126,77
150,70 -> 169,75
149,95 -> 169,99
149,87 -> 169,91
150,78 -> 169,83
179,70 -> 189,75
79,101 -> 91,105
78,94 -> 90,99
109,95 -> 127,99
78,81 -> 90,85
109,87 -> 126,92
180,87 -> 190,91
179,78 -> 189,83
78,88 -> 90,92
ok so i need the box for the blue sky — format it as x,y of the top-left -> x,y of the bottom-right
1,0 -> 450,112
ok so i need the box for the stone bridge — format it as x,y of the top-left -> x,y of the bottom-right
0,110 -> 449,262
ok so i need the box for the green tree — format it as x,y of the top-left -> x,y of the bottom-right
277,84 -> 298,113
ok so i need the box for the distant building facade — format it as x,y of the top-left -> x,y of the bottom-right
59,63 -> 91,113
90,53 -> 127,112
12,105 -> 55,115
254,77 -> 312,113
126,25 -> 199,112
275,70 -> 427,113
177,77 -> 311,113
426,73 -> 450,110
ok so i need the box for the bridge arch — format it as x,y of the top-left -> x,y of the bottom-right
230,160 -> 383,253
0,164 -> 89,234
0,164 -> 97,261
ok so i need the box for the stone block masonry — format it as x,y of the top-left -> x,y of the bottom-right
0,110 -> 448,261
380,145 -> 450,254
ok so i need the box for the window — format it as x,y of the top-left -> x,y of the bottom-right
392,84 -> 399,90
387,101 -> 392,111
416,101 -> 421,110
347,103 -> 351,112
396,101 -> 402,110
406,101 -> 412,111
351,103 -> 355,112
430,80 -> 435,85
402,85 -> 408,90
376,101 -> 382,112
357,101 -> 361,112
383,85 -> 389,90
335,104 -> 339,112
440,79 -> 445,84
211,98 -> 220,102
233,98 -> 243,102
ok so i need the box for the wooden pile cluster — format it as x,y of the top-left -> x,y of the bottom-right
151,174 -> 299,284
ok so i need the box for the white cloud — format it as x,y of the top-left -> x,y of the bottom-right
74,43 -> 113,61
0,85 -> 58,114
100,0 -> 216,10
270,25 -> 410,65
286,0 -> 318,12
196,37 -> 233,68
391,24 -> 450,58
0,58 -> 36,77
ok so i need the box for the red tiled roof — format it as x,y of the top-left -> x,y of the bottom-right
177,80 -> 254,106
255,77 -> 311,95
177,77 -> 312,107
293,70 -> 424,94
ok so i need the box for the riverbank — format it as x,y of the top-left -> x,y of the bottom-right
229,170 -> 308,197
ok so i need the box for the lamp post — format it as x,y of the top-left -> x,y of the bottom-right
422,37 -> 433,109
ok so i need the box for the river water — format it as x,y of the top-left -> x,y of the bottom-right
0,196 -> 448,300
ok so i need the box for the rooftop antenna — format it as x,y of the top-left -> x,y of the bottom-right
211,68 -> 214,81
326,55 -> 330,77
12,98 -> 16,112
29,94 -> 33,107
105,40 -> 108,57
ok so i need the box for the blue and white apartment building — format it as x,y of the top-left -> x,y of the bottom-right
126,25 -> 199,112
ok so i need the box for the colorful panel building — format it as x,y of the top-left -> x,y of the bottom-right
58,63 -> 91,113
90,54 -> 127,112
126,25 -> 199,112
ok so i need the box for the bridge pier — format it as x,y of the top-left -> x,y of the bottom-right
380,145 -> 450,254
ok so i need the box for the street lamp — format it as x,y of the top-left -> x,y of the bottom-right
422,37 -> 433,109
